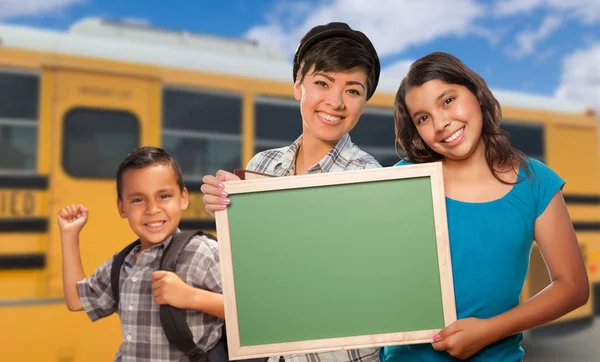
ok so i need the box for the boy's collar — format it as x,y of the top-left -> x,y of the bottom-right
141,228 -> 181,252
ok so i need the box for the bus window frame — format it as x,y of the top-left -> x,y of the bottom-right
161,85 -> 243,182
61,107 -> 141,179
0,68 -> 40,174
501,120 -> 546,162
254,95 -> 301,151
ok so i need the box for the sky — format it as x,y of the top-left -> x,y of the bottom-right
2,0 -> 600,111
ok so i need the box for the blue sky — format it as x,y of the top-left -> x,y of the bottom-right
2,0 -> 600,110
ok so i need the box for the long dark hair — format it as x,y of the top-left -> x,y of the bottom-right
394,52 -> 529,184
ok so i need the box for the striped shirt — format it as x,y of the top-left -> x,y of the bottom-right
248,133 -> 381,362
77,232 -> 223,362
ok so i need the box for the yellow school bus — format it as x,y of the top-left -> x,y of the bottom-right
0,18 -> 598,361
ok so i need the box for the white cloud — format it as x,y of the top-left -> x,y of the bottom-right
0,0 -> 84,20
245,0 -> 486,60
470,24 -> 503,46
555,43 -> 600,112
494,0 -> 600,23
245,23 -> 299,57
494,0 -> 545,16
381,59 -> 412,82
506,15 -> 562,58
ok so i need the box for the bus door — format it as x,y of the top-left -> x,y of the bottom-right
44,64 -> 158,360
46,66 -> 159,294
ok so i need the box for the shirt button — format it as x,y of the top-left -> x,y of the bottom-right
132,277 -> 137,282
126,334 -> 132,341
128,305 -> 133,311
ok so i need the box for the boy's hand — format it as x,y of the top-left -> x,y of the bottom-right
432,317 -> 496,360
201,170 -> 240,216
57,204 -> 89,234
151,270 -> 194,309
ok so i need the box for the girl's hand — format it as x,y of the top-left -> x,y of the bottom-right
432,317 -> 497,360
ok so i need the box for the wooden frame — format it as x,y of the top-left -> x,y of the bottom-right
215,163 -> 455,360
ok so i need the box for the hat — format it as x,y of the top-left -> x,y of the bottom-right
292,22 -> 380,100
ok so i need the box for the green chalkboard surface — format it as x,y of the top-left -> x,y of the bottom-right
216,163 -> 455,360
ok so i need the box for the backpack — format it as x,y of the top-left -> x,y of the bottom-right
110,230 -> 228,362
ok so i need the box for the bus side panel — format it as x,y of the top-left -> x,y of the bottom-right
546,120 -> 600,318
1,303 -> 120,362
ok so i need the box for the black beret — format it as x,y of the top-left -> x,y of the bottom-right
292,22 -> 381,100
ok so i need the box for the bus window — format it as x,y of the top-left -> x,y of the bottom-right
255,99 -> 399,166
502,121 -> 545,161
254,96 -> 302,153
0,71 -> 39,172
350,107 -> 399,166
62,108 -> 140,178
162,87 -> 242,181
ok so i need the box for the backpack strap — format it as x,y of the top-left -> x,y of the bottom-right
159,230 -> 212,362
110,239 -> 141,305
110,231 -> 221,362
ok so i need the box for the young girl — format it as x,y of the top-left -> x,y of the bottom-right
381,52 -> 589,361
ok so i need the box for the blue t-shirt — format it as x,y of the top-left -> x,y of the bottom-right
381,158 -> 565,362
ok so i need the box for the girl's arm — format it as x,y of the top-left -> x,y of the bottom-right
433,191 -> 589,359
486,191 -> 589,338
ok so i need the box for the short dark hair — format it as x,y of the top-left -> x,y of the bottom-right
116,146 -> 184,200
293,22 -> 380,100
297,37 -> 377,99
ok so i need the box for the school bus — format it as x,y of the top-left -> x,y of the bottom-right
0,18 -> 598,361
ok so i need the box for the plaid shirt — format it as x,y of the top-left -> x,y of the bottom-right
77,232 -> 223,362
248,133 -> 381,362
247,133 -> 381,176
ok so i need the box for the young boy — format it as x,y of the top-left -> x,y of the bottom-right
201,22 -> 382,362
59,146 -> 224,361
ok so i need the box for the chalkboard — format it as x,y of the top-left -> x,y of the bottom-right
215,163 -> 455,360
